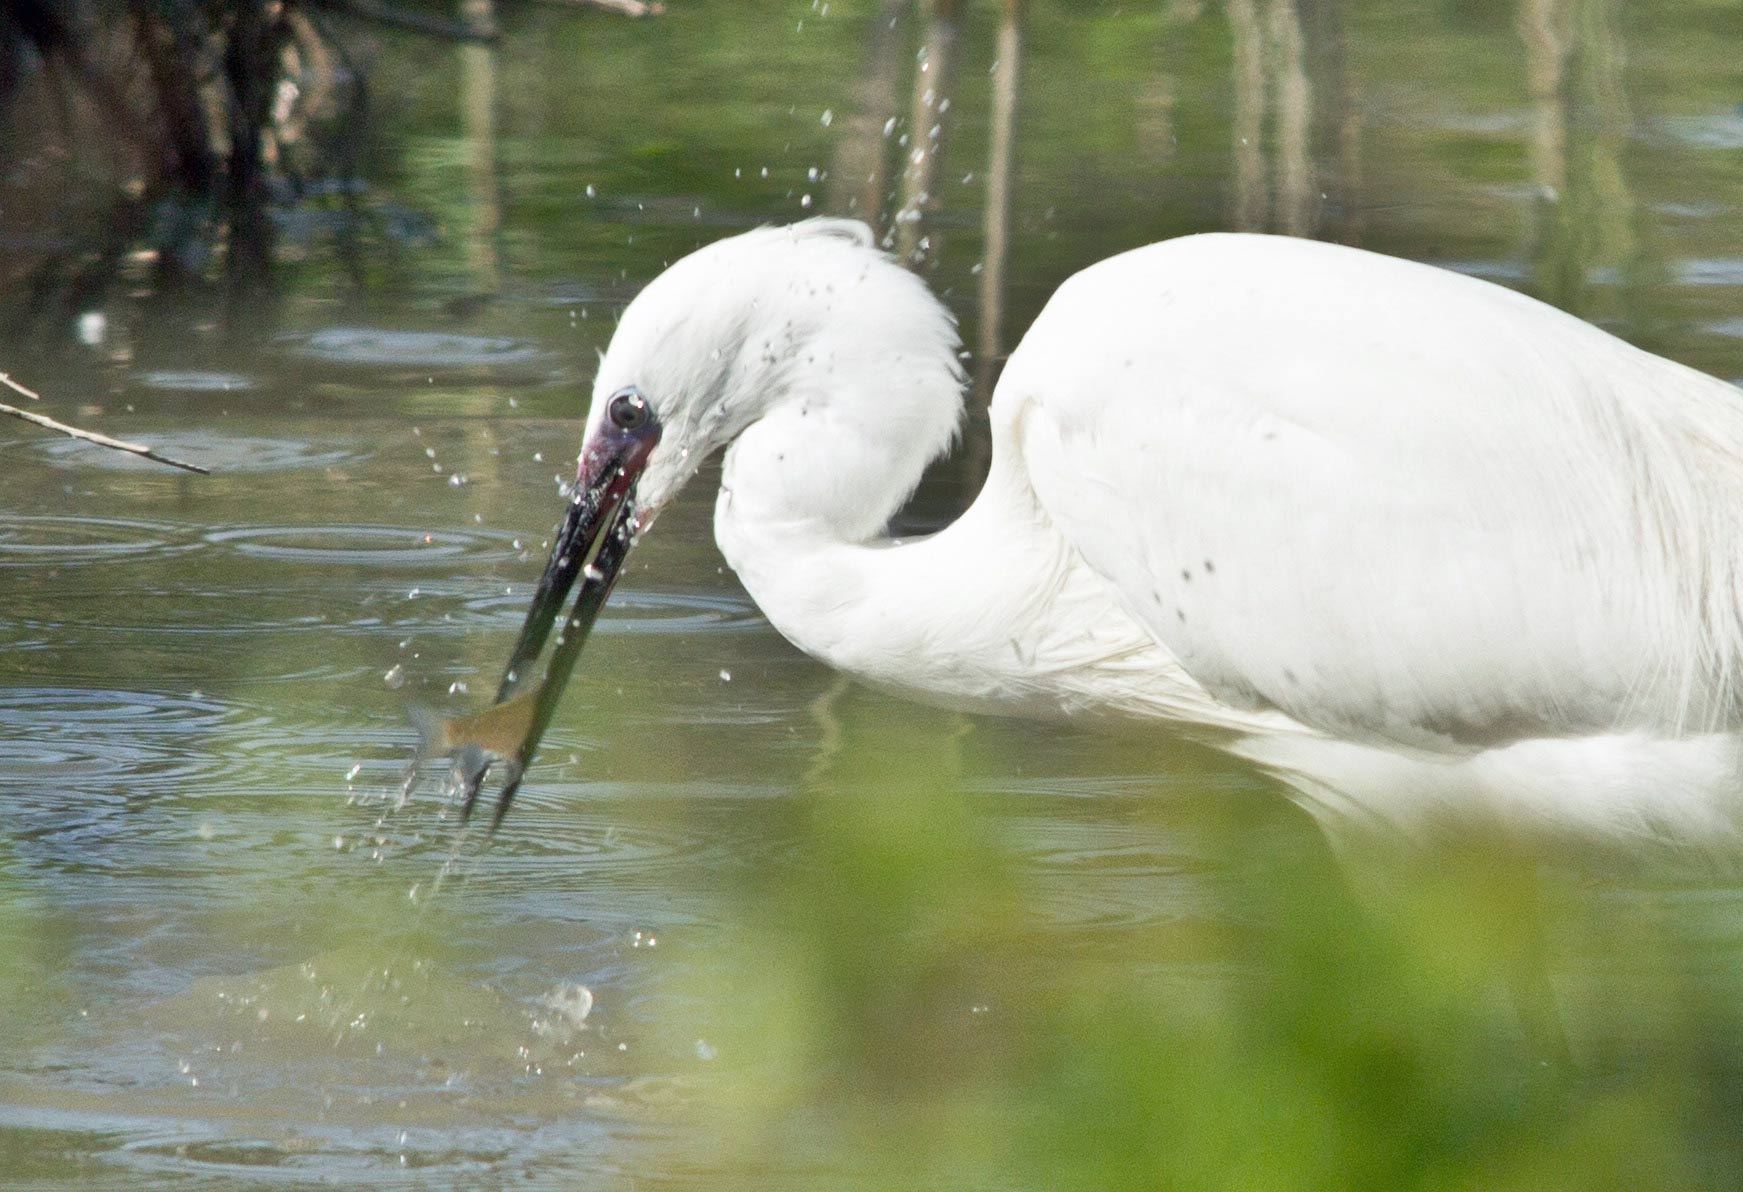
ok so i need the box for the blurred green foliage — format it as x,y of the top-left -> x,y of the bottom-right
666,715 -> 1743,1191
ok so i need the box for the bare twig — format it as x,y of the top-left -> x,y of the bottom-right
321,0 -> 500,41
0,374 -> 210,475
0,375 -> 42,403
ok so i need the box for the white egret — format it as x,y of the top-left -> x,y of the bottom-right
441,219 -> 1743,848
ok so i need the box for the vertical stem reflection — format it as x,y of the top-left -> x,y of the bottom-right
1268,0 -> 1313,236
896,0 -> 964,267
1520,0 -> 1639,325
1228,0 -> 1267,231
458,26 -> 502,294
976,0 -> 1020,403
830,0 -> 910,232
965,0 -> 1021,488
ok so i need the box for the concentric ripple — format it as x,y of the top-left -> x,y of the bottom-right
0,516 -> 203,568
203,523 -> 523,567
458,585 -> 761,636
0,688 -> 255,871
132,370 -> 258,393
1655,113 -> 1743,150
278,327 -> 554,381
39,433 -> 365,474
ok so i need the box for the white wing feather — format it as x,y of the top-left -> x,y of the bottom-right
1002,233 -> 1743,750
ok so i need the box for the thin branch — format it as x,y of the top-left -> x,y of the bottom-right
0,374 -> 42,402
0,375 -> 210,475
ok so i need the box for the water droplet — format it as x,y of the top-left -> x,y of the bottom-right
383,664 -> 406,689
77,311 -> 107,346
346,762 -> 363,781
447,680 -> 469,695
800,194 -> 813,209
585,184 -> 597,197
719,669 -> 732,682
583,563 -> 605,581
820,108 -> 833,127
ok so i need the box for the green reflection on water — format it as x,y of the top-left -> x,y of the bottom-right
2,0 -> 1743,1186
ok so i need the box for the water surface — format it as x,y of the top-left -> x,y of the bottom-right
3,1 -> 1743,1187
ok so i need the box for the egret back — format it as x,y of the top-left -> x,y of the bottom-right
1003,233 -> 1743,749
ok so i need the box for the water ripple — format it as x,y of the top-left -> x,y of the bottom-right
131,370 -> 258,393
39,434 -> 366,474
278,328 -> 555,381
0,516 -> 203,568
457,586 -> 761,636
0,688 -> 253,849
1655,113 -> 1743,150
203,524 -> 522,567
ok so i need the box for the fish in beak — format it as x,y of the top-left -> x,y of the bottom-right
407,390 -> 660,830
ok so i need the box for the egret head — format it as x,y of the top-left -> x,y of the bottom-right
468,219 -> 961,825
585,217 -> 960,524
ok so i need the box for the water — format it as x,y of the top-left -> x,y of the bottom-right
3,1 -> 1743,1187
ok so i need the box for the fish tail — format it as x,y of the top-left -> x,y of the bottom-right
406,703 -> 453,761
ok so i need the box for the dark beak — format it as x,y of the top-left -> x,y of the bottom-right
460,414 -> 660,828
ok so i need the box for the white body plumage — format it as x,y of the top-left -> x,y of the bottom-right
587,221 -> 1743,848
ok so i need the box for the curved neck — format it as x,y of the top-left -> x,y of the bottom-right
709,391 -> 1309,732
713,402 -> 947,668
712,421 -> 1103,717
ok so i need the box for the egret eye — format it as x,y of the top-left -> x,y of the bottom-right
608,390 -> 650,431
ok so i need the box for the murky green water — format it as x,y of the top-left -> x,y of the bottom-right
4,1 -> 1743,1187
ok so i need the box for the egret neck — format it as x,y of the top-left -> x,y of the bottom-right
708,297 -> 1232,727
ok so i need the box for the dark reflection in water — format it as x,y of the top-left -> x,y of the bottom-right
1,0 -> 1743,1186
